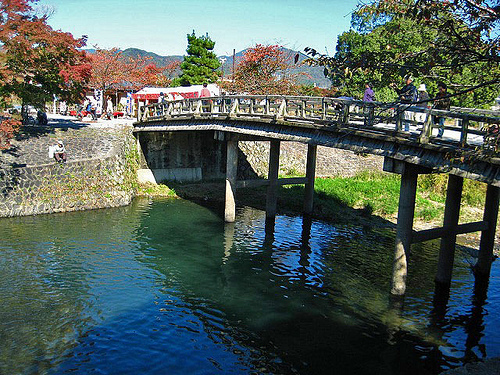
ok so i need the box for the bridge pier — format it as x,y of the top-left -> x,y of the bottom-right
435,174 -> 464,285
391,162 -> 418,296
225,139 -> 238,223
266,140 -> 281,218
475,184 -> 500,278
304,144 -> 317,215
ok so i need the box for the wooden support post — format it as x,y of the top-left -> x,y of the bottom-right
391,162 -> 418,296
304,144 -> 317,215
435,174 -> 463,285
475,184 -> 500,277
225,139 -> 238,223
266,140 -> 280,218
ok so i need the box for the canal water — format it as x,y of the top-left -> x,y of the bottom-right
0,198 -> 499,374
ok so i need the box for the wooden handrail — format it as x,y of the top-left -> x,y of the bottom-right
135,95 -> 500,153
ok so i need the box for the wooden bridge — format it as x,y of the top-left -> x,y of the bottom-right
133,95 -> 500,296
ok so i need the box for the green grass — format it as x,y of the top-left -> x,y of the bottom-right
313,171 -> 402,217
160,170 -> 488,226
137,183 -> 177,197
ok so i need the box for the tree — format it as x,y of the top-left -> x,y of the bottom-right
305,0 -> 500,106
0,0 -> 90,111
87,47 -> 154,111
221,44 -> 299,95
175,31 -> 220,86
0,118 -> 21,150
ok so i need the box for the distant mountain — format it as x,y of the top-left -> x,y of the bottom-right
116,47 -> 332,88
121,48 -> 183,67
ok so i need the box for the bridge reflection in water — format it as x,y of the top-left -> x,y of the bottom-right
134,95 -> 500,300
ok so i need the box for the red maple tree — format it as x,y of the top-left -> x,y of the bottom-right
221,44 -> 299,95
0,0 -> 90,142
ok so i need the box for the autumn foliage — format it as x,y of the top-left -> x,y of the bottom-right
1,0 -> 90,146
221,44 -> 299,95
0,118 -> 21,150
0,0 -> 90,106
88,48 -> 180,109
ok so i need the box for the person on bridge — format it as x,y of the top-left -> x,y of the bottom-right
391,75 -> 418,131
416,84 -> 430,124
433,82 -> 451,138
200,83 -> 212,112
363,83 -> 375,126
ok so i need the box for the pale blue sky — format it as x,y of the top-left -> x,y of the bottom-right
38,0 -> 358,56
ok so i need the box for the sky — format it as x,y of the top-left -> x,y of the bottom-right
37,0 -> 358,57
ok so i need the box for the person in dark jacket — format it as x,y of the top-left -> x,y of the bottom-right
391,75 -> 418,131
433,82 -> 451,137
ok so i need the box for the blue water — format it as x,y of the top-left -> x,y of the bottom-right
0,198 -> 499,374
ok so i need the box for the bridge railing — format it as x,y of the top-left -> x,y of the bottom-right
137,95 -> 500,152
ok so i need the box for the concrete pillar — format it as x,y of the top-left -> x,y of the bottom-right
391,162 -> 418,296
304,144 -> 317,215
266,140 -> 280,218
225,139 -> 238,223
475,184 -> 500,277
135,132 -> 147,168
435,174 -> 463,285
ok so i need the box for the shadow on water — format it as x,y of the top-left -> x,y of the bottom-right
0,198 -> 497,374
134,200 -> 496,374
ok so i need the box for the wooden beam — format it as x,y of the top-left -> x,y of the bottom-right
412,220 -> 489,243
236,177 -> 308,189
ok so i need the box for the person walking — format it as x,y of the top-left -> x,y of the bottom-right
433,82 -> 451,138
391,75 -> 417,131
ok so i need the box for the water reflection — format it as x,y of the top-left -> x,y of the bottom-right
0,199 -> 498,374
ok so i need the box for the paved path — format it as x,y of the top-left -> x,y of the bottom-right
0,114 -> 135,169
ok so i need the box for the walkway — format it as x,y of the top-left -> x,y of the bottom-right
0,114 -> 135,169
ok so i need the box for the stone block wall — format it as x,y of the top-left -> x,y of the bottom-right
0,133 -> 136,218
239,141 -> 384,178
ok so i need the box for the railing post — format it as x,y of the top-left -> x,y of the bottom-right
230,98 -> 238,117
321,98 -> 327,120
276,98 -> 286,119
265,96 -> 270,116
341,102 -> 350,126
301,99 -> 307,118
395,105 -> 404,132
221,94 -> 226,113
418,107 -> 433,143
460,116 -> 470,147
250,98 -> 254,114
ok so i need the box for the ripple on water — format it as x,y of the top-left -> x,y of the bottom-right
1,200 -> 500,374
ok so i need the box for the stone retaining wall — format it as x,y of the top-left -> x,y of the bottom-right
239,140 -> 384,178
0,130 -> 136,218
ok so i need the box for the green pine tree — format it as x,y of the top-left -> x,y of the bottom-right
176,31 -> 220,86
